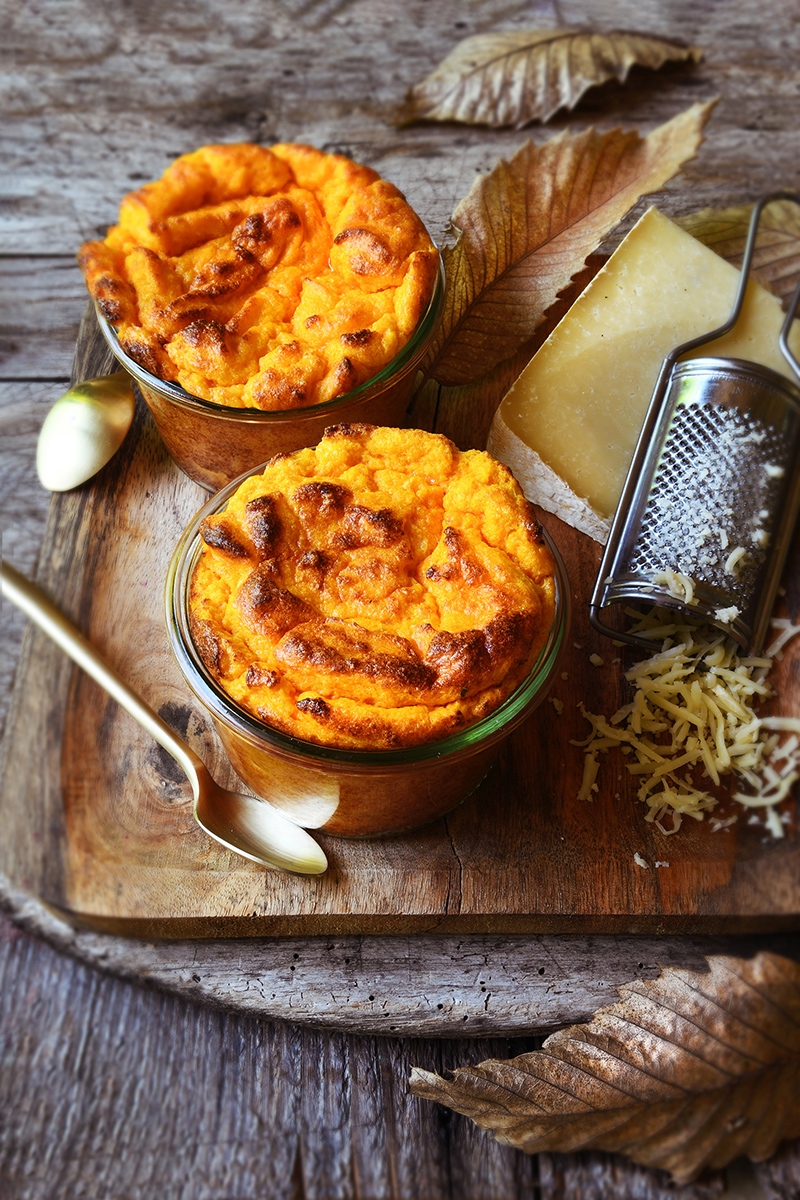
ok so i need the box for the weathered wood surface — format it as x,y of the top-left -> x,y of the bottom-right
8,866 -> 800,1039
0,259 -> 84,379
5,0 -> 799,255
3,0 -> 800,1194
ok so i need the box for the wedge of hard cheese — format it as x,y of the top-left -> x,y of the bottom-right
487,206 -> 800,543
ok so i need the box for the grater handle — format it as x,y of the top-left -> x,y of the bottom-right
779,270 -> 800,380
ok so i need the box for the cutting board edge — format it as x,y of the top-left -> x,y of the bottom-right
38,899 -> 800,940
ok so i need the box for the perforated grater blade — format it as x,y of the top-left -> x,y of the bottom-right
589,191 -> 800,655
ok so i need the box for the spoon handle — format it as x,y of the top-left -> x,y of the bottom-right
1,560 -> 205,798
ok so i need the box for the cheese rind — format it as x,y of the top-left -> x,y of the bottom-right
487,415 -> 610,542
488,207 -> 800,542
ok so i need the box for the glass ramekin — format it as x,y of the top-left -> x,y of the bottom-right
164,468 -> 571,838
95,255 -> 445,492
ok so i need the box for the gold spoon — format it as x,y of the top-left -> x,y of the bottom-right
36,371 -> 136,492
1,561 -> 328,875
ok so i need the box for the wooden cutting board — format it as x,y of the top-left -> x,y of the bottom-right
3,308 -> 800,938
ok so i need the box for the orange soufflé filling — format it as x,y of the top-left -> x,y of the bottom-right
188,424 -> 557,751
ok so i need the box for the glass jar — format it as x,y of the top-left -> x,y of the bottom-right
165,465 -> 571,838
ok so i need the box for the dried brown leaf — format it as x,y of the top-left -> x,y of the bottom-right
676,200 -> 800,306
426,100 -> 716,387
410,952 -> 800,1183
402,28 -> 703,129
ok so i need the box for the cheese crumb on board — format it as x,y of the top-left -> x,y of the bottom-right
766,618 -> 800,658
573,607 -> 800,836
487,207 -> 800,543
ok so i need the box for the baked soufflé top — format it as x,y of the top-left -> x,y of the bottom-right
189,424 -> 557,751
78,143 -> 439,410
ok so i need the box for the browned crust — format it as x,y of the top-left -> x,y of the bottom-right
237,565 -> 315,637
188,615 -> 225,676
242,495 -> 283,558
198,518 -> 251,558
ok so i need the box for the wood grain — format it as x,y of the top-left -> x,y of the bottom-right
0,258 -> 83,379
8,865 -> 800,1038
3,0 -> 798,256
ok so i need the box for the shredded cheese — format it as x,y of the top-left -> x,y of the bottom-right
724,547 -> 747,574
577,749 -> 601,801
765,620 -> 800,660
653,568 -> 695,604
714,606 -> 740,623
573,607 -> 800,836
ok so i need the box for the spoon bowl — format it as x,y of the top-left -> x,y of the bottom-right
193,778 -> 327,870
1,560 -> 328,875
36,371 -> 136,492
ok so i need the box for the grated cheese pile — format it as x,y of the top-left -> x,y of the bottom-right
573,607 -> 800,837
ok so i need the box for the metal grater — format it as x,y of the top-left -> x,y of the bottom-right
589,191 -> 800,655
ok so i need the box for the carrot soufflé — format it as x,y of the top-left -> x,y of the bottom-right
188,424 -> 558,751
78,142 -> 439,410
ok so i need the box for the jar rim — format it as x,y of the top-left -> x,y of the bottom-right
164,466 -> 571,769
